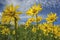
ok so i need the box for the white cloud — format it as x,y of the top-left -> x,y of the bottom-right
5,0 -> 60,12
6,0 -> 37,12
20,16 -> 31,19
19,22 -> 25,24
6,0 -> 19,5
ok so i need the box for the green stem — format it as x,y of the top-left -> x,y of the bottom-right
36,14 -> 39,40
14,17 -> 18,40
36,14 -> 38,27
53,22 -> 55,40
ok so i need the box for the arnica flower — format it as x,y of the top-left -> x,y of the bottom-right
25,18 -> 35,29
39,23 -> 52,35
32,26 -> 37,33
46,12 -> 58,23
37,24 -> 43,30
35,16 -> 42,22
26,4 -> 42,16
27,18 -> 35,23
1,28 -> 10,35
55,32 -> 60,38
53,26 -> 58,34
53,25 -> 60,37
25,22 -> 30,29
2,4 -> 22,24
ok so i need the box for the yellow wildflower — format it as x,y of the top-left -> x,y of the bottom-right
32,26 -> 37,33
39,23 -> 52,35
25,18 -> 35,29
46,12 -> 57,23
53,25 -> 60,37
26,4 -> 42,16
35,16 -> 42,22
2,4 -> 22,24
4,4 -> 19,14
25,22 -> 30,29
53,26 -> 58,34
55,32 -> 60,37
27,18 -> 35,23
1,28 -> 10,35
37,24 -> 42,30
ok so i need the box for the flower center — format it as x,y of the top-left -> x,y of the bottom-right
50,18 -> 53,21
33,9 -> 37,13
10,11 -> 15,16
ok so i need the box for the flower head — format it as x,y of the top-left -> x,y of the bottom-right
1,28 -> 10,35
35,16 -> 42,22
53,25 -> 60,37
38,23 -> 53,35
26,4 -> 42,16
27,18 -> 35,23
46,12 -> 58,23
2,4 -> 22,24
32,26 -> 37,33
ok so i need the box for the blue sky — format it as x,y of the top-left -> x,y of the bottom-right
0,0 -> 60,25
